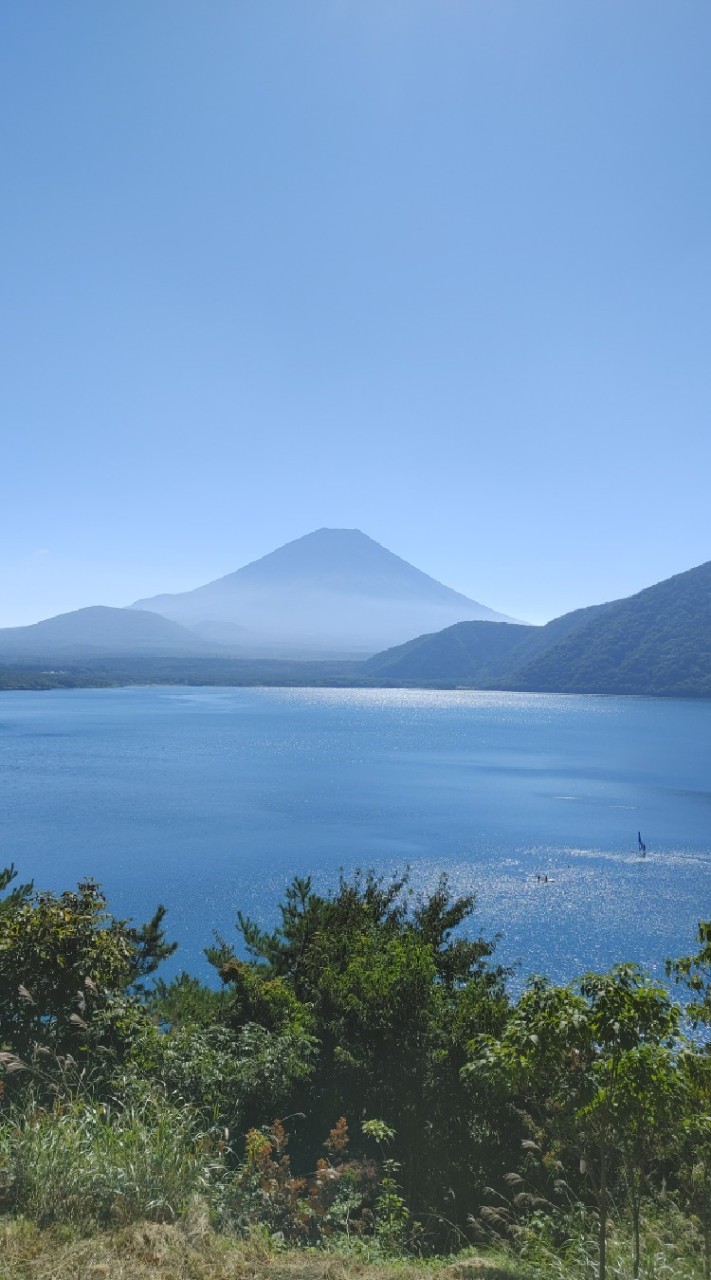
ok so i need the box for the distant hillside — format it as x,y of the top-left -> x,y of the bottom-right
131,527 -> 519,657
365,603 -> 611,685
365,619 -> 530,683
366,561 -> 711,696
0,607 -> 217,659
507,560 -> 711,695
8,556 -> 709,696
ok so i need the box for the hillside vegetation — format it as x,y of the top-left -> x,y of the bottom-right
1,865 -> 710,1280
508,561 -> 711,694
367,561 -> 711,696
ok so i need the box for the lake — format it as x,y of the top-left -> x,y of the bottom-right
0,685 -> 709,987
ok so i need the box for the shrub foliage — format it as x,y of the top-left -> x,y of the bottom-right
0,862 -> 710,1279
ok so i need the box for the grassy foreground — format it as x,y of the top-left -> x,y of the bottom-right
0,1219 -> 523,1280
2,1214 -> 708,1280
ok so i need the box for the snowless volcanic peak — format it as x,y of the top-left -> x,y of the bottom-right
131,528 -> 519,657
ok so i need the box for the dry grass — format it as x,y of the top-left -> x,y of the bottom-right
0,1218 -> 525,1280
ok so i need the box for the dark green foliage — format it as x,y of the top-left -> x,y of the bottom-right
467,965 -> 684,1280
666,919 -> 711,1024
126,903 -> 178,992
2,858 -> 711,1274
148,971 -> 231,1028
0,877 -> 174,1063
0,863 -> 32,916
211,870 -> 512,1217
130,1020 -> 316,1136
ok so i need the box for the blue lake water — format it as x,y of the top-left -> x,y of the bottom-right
0,685 -> 710,988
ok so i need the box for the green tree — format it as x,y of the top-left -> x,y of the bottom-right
667,920 -> 711,1025
0,864 -> 32,919
0,877 -> 175,1064
213,869 -> 510,1223
598,1042 -> 683,1277
468,964 -> 681,1280
676,1048 -> 711,1280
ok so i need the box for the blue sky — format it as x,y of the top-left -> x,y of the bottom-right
2,1 -> 710,626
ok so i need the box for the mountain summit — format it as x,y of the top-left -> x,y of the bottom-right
130,528 -> 518,657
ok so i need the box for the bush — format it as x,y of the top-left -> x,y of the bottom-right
218,1116 -> 380,1244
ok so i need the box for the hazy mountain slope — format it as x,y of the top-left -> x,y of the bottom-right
506,560 -> 711,695
0,607 -> 217,659
365,560 -> 711,695
365,603 -> 611,684
131,528 -> 519,657
365,620 -> 533,682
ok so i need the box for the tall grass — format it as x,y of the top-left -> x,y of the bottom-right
0,1093 -> 225,1228
0,1095 -> 705,1278
510,1201 -> 706,1280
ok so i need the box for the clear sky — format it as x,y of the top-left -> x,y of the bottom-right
2,1 -> 710,627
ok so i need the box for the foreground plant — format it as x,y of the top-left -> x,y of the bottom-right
466,964 -> 683,1280
1,860 -> 711,1275
0,1093 -> 224,1227
0,872 -> 175,1069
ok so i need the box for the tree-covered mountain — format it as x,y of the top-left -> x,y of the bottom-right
364,619 -> 530,683
130,527 -> 518,657
507,559 -> 711,695
0,606 -> 219,659
366,560 -> 711,696
365,602 -> 611,685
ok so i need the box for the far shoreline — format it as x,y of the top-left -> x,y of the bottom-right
1,671 -> 710,700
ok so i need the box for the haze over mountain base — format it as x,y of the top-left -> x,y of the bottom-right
1,531 -> 710,696
130,528 -> 519,657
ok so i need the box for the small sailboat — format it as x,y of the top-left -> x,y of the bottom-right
637,830 -> 647,856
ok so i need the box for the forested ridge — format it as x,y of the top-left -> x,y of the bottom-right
1,864 -> 710,1280
365,560 -> 711,696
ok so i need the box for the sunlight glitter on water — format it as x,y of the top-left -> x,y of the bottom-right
0,686 -> 709,985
